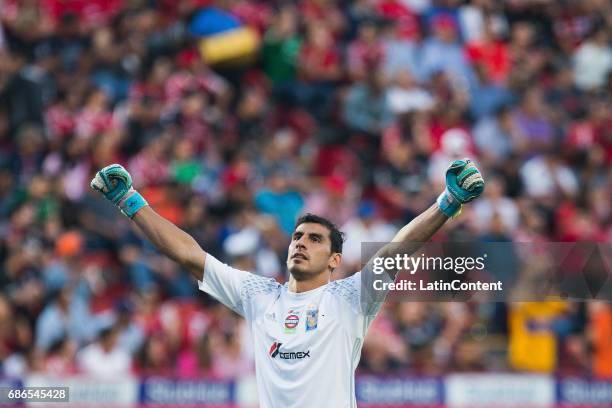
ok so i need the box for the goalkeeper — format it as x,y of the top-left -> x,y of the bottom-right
90,159 -> 484,408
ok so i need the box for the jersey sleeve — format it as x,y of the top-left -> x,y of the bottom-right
344,264 -> 394,317
198,253 -> 280,319
327,265 -> 394,337
198,254 -> 249,316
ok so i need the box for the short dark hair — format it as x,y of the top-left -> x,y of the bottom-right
294,213 -> 345,254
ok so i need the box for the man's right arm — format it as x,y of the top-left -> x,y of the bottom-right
90,164 -> 277,317
132,205 -> 206,281
89,164 -> 206,281
133,205 -> 256,317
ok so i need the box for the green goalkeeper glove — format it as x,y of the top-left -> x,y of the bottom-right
436,158 -> 485,218
90,164 -> 148,218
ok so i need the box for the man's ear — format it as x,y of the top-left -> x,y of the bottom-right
329,253 -> 342,272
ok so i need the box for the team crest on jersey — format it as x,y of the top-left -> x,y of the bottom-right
306,308 -> 318,331
284,311 -> 300,333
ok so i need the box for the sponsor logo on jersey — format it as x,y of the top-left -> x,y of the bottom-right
269,341 -> 282,358
284,311 -> 299,333
306,308 -> 318,331
269,341 -> 310,360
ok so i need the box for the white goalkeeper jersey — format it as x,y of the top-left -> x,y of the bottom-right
198,254 -> 392,408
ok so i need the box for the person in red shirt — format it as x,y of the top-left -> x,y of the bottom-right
376,0 -> 420,40
299,0 -> 345,37
465,15 -> 511,85
298,24 -> 342,83
566,98 -> 612,166
74,88 -> 116,140
297,24 -> 343,118
45,89 -> 81,144
347,20 -> 384,82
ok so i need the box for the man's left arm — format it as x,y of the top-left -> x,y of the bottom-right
346,159 -> 485,323
374,158 -> 486,280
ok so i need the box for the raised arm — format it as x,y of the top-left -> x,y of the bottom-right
388,202 -> 448,246
375,159 -> 485,279
132,206 -> 206,280
90,164 -> 206,281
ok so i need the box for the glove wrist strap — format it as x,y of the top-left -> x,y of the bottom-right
118,188 -> 148,219
436,189 -> 462,218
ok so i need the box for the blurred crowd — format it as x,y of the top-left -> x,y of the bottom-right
1,0 -> 611,382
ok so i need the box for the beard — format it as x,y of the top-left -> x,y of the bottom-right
288,262 -> 327,281
288,265 -> 312,281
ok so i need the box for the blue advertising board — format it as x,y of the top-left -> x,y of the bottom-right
140,378 -> 235,405
356,376 -> 443,406
558,378 -> 612,406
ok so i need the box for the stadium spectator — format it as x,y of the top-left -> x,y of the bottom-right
343,66 -> 394,136
137,332 -> 174,376
43,337 -> 77,376
508,302 -> 570,373
472,106 -> 515,164
381,19 -> 420,80
77,324 -> 131,378
262,5 -> 302,85
420,13 -> 475,92
573,25 -> 612,91
35,284 -> 97,352
465,14 -> 511,85
340,201 -> 395,271
176,333 -> 217,378
255,170 -> 304,235
346,19 -> 384,82
589,302 -> 612,379
471,177 -> 520,234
